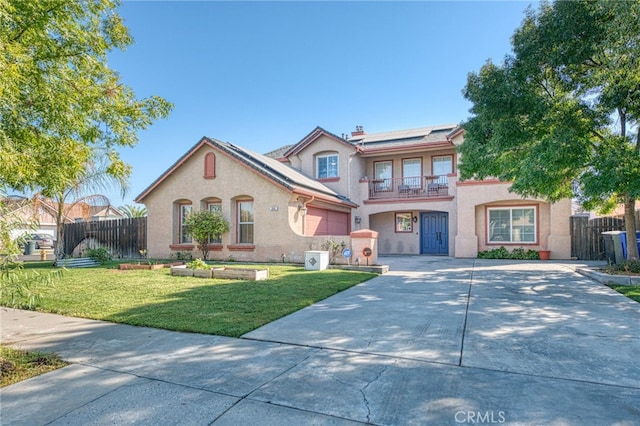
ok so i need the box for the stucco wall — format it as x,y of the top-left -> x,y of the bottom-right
288,135 -> 357,201
141,144 -> 354,263
455,181 -> 571,259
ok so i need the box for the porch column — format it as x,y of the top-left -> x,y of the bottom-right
547,199 -> 572,259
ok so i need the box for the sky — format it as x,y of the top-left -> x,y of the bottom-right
105,0 -> 537,207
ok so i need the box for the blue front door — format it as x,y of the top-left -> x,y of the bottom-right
421,212 -> 448,255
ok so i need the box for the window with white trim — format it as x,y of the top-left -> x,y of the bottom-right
207,202 -> 222,244
488,206 -> 536,243
402,158 -> 422,188
316,154 -> 339,179
179,204 -> 192,244
432,155 -> 453,176
374,160 -> 392,191
237,201 -> 254,244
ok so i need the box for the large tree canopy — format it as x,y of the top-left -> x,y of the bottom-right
460,0 -> 640,259
0,0 -> 172,196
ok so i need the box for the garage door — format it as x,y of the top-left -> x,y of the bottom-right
305,207 -> 349,236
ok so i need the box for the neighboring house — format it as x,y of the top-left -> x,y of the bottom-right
136,124 -> 572,261
2,197 -> 125,241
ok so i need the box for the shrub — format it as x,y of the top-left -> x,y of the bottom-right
477,246 -> 540,260
85,247 -> 112,264
321,239 -> 347,264
603,260 -> 640,275
171,251 -> 193,261
186,258 -> 210,270
183,211 -> 230,261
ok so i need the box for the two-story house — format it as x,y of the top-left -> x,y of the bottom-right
135,124 -> 572,262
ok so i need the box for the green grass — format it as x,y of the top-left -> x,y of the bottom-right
0,345 -> 67,387
609,285 -> 640,303
2,262 -> 376,337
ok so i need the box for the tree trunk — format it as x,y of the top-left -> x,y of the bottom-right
54,196 -> 65,260
624,196 -> 639,260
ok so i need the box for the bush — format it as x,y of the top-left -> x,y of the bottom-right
321,239 -> 347,264
171,251 -> 193,261
603,260 -> 640,275
477,246 -> 540,260
85,247 -> 112,264
186,258 -> 210,270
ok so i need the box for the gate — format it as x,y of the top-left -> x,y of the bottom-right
570,214 -> 634,260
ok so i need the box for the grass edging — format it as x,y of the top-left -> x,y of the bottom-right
0,345 -> 68,388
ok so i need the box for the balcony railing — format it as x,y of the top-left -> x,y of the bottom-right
368,175 -> 449,200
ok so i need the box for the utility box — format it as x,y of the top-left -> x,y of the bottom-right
305,251 -> 329,271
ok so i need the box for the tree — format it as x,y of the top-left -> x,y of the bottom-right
460,0 -> 640,259
183,210 -> 229,261
42,157 -> 127,259
0,0 -> 172,197
0,192 -> 60,309
119,204 -> 147,218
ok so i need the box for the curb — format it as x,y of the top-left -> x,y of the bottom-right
576,267 -> 640,286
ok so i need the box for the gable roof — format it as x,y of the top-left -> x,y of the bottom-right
135,137 -> 357,208
283,126 -> 356,158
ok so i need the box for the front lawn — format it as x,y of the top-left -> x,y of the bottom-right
2,263 -> 376,337
609,285 -> 640,303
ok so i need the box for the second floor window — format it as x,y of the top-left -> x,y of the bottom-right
374,160 -> 392,191
433,155 -> 453,177
317,154 -> 339,179
402,158 -> 422,188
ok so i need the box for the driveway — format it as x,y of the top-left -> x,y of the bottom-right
1,257 -> 639,425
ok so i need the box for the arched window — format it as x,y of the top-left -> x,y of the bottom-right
204,152 -> 216,178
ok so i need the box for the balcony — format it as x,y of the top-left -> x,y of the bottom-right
368,175 -> 450,200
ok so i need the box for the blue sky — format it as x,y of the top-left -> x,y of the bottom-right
106,1 -> 536,207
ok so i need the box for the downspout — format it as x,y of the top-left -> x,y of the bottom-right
347,148 -> 360,227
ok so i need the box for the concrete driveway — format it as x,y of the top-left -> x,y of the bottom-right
1,257 -> 639,425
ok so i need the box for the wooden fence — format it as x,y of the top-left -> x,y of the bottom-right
63,217 -> 147,259
570,211 -> 640,260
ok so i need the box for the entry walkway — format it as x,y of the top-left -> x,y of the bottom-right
1,257 -> 638,425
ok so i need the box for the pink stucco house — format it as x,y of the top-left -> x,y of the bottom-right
135,124 -> 572,262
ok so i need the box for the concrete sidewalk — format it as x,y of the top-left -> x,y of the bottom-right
1,257 -> 639,425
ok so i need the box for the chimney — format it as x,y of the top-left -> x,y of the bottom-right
351,125 -> 366,137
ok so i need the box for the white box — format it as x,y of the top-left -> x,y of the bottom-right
305,251 -> 329,271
